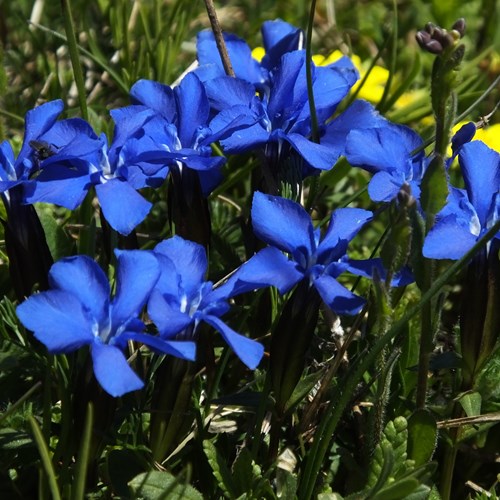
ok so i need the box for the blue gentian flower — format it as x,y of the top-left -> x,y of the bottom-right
147,236 -> 265,370
196,19 -> 302,86
16,250 -> 196,397
24,105 -> 159,235
129,72 -> 226,196
0,100 -> 66,201
423,141 -> 500,259
224,192 -> 412,315
206,49 -> 359,174
224,192 -> 413,314
345,122 -> 428,202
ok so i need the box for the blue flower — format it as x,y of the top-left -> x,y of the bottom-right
206,49 -> 359,175
224,192 -> 413,314
24,105 -> 158,235
16,250 -> 196,397
345,122 -> 428,202
147,236 -> 264,370
226,192 -> 412,315
129,73 -> 226,196
0,100 -> 66,202
423,141 -> 500,259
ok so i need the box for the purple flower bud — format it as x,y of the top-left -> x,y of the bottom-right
452,18 -> 466,37
426,39 -> 444,54
416,30 -> 432,49
425,22 -> 435,35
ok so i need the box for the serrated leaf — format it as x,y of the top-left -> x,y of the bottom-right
203,440 -> 236,499
407,410 -> 438,466
458,391 -> 482,418
128,471 -> 203,500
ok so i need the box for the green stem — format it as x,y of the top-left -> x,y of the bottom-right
61,0 -> 88,121
29,416 -> 62,500
72,403 -> 93,500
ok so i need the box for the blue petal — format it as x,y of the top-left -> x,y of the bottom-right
219,122 -> 270,153
16,290 -> 94,353
111,250 -> 160,328
96,179 -> 152,235
204,76 -> 257,111
91,341 -> 143,397
154,236 -> 207,297
148,289 -> 193,338
48,255 -> 110,324
345,124 -> 422,174
23,168 -> 91,209
39,118 -> 99,154
292,64 -> 355,131
109,105 -> 156,153
121,331 -> 196,361
459,141 -> 500,226
202,314 -> 264,369
197,31 -> 263,85
214,247 -> 303,299
285,132 -> 340,170
261,19 -> 302,71
130,79 -> 177,119
317,208 -> 373,263
451,122 -> 476,156
175,73 -> 209,145
17,100 -> 65,166
314,274 -> 365,315
251,192 -> 315,259
423,214 -> 479,260
320,100 -> 386,159
368,170 -> 406,202
267,51 -> 307,128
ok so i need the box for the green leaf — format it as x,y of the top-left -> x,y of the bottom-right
284,370 -> 324,414
128,471 -> 203,500
407,410 -> 438,466
420,156 -> 449,224
203,440 -> 236,499
458,391 -> 482,417
232,448 -> 255,496
276,468 -> 297,500
372,477 -> 421,500
36,206 -> 74,262
107,448 -> 148,499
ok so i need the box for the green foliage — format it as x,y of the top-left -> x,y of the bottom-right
128,470 -> 203,500
347,417 -> 435,499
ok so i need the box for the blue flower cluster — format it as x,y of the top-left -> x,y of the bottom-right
10,19 -> 495,396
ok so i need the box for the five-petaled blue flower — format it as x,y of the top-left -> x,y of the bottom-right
16,250 -> 196,397
147,235 -> 265,370
222,192 -> 411,315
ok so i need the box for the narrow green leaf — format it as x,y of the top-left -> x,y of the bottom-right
29,416 -> 61,500
72,403 -> 93,500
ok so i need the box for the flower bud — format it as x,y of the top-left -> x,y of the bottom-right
451,18 -> 466,37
